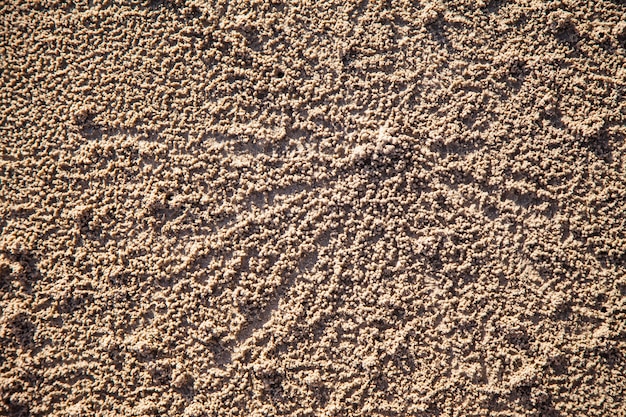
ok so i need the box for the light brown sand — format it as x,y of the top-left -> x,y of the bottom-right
1,1 -> 626,416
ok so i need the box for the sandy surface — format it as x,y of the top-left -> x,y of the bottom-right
2,0 -> 626,416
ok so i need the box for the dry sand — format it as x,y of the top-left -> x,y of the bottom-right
1,0 -> 626,416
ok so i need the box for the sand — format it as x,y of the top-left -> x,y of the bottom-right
1,0 -> 626,416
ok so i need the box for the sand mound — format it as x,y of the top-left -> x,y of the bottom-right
1,1 -> 625,416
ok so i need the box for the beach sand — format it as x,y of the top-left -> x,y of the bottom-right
1,1 -> 625,415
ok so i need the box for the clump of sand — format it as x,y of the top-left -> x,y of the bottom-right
1,0 -> 625,416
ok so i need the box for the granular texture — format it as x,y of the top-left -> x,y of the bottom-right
1,1 -> 626,416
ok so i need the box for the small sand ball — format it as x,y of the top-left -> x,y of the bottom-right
183,404 -> 206,417
420,4 -> 441,25
613,21 -> 626,40
304,370 -> 323,387
350,144 -> 370,163
172,371 -> 193,389
548,10 -> 574,33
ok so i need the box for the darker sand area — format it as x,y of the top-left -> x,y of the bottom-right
1,1 -> 626,416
